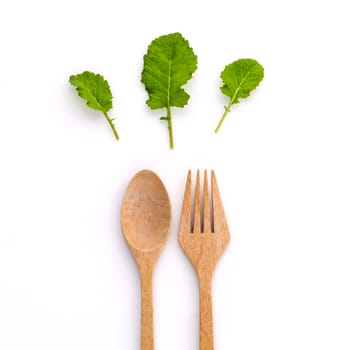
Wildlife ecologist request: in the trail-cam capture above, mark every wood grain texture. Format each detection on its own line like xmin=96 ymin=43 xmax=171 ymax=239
xmin=178 ymin=170 xmax=230 ymax=350
xmin=121 ymin=170 xmax=171 ymax=350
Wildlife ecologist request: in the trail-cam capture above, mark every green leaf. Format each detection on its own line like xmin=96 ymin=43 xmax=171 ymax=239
xmin=215 ymin=59 xmax=264 ymax=133
xmin=141 ymin=32 xmax=198 ymax=148
xmin=220 ymin=59 xmax=264 ymax=103
xmin=69 ymin=71 xmax=113 ymax=112
xmin=69 ymin=71 xmax=119 ymax=140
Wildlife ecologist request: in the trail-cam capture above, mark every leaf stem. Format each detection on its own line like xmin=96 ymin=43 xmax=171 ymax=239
xmin=102 ymin=111 xmax=120 ymax=141
xmin=167 ymin=106 xmax=174 ymax=149
xmin=215 ymin=101 xmax=233 ymax=133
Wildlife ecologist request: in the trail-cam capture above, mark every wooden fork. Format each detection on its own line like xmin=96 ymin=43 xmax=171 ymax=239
xmin=178 ymin=170 xmax=230 ymax=350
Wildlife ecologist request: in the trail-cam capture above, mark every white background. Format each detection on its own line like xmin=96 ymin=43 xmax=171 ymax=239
xmin=1 ymin=0 xmax=350 ymax=349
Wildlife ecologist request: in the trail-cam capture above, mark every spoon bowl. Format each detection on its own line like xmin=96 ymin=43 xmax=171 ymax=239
xmin=121 ymin=170 xmax=171 ymax=252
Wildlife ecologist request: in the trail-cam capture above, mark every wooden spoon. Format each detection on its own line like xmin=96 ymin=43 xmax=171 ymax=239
xmin=121 ymin=169 xmax=171 ymax=350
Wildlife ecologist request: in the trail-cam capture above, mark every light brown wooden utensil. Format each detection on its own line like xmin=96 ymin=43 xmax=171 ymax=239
xmin=121 ymin=170 xmax=171 ymax=350
xmin=178 ymin=170 xmax=230 ymax=350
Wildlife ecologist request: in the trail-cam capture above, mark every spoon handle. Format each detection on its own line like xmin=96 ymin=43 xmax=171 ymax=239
xmin=199 ymin=274 xmax=214 ymax=350
xmin=140 ymin=265 xmax=154 ymax=350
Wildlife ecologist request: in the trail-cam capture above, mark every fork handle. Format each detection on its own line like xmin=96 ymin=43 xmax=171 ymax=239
xmin=199 ymin=275 xmax=214 ymax=350
xmin=140 ymin=265 xmax=154 ymax=350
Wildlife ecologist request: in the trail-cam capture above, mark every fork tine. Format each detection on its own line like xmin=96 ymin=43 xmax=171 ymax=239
xmin=211 ymin=170 xmax=229 ymax=236
xmin=203 ymin=170 xmax=211 ymax=233
xmin=192 ymin=170 xmax=201 ymax=233
xmin=179 ymin=170 xmax=192 ymax=234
